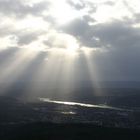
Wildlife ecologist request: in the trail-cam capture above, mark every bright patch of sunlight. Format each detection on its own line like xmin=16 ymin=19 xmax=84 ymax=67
xmin=48 ymin=0 xmax=82 ymax=25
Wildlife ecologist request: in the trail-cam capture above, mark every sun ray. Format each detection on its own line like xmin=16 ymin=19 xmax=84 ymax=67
xmin=81 ymin=48 xmax=102 ymax=96
xmin=0 ymin=48 xmax=40 ymax=95
xmin=25 ymin=49 xmax=78 ymax=100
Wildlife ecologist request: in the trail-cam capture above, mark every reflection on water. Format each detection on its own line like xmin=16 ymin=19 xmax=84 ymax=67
xmin=39 ymin=98 xmax=123 ymax=111
xmin=61 ymin=111 xmax=76 ymax=115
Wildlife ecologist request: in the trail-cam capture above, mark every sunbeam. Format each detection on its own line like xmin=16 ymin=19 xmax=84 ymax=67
xmin=25 ymin=49 xmax=79 ymax=100
xmin=0 ymin=48 xmax=40 ymax=95
xmin=81 ymin=48 xmax=102 ymax=95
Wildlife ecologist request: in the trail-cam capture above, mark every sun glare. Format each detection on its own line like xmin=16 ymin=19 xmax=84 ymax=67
xmin=49 ymin=0 xmax=81 ymax=25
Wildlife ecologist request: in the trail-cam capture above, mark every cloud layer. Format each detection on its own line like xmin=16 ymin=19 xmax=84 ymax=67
xmin=0 ymin=0 xmax=140 ymax=81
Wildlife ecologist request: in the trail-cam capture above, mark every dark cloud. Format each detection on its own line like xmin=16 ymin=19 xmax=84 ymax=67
xmin=103 ymin=1 xmax=116 ymax=6
xmin=91 ymin=20 xmax=140 ymax=81
xmin=67 ymin=0 xmax=97 ymax=14
xmin=59 ymin=18 xmax=103 ymax=48
xmin=93 ymin=21 xmax=140 ymax=49
xmin=123 ymin=0 xmax=135 ymax=14
xmin=61 ymin=18 xmax=90 ymax=36
xmin=0 ymin=26 xmax=45 ymax=47
xmin=93 ymin=46 xmax=140 ymax=81
xmin=0 ymin=24 xmax=16 ymax=37
xmin=67 ymin=0 xmax=86 ymax=10
xmin=17 ymin=30 xmax=45 ymax=46
xmin=58 ymin=16 xmax=140 ymax=80
xmin=17 ymin=33 xmax=38 ymax=45
xmin=0 ymin=47 xmax=18 ymax=64
xmin=83 ymin=15 xmax=96 ymax=23
xmin=60 ymin=16 xmax=140 ymax=48
xmin=0 ymin=0 xmax=49 ymax=18
xmin=133 ymin=13 xmax=140 ymax=23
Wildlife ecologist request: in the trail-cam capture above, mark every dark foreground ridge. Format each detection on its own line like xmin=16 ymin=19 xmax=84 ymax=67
xmin=0 ymin=122 xmax=140 ymax=140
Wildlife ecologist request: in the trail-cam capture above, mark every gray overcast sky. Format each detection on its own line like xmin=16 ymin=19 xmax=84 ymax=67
xmin=0 ymin=0 xmax=140 ymax=83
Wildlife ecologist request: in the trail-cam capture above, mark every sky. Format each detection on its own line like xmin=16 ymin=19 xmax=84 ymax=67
xmin=0 ymin=0 xmax=140 ymax=92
